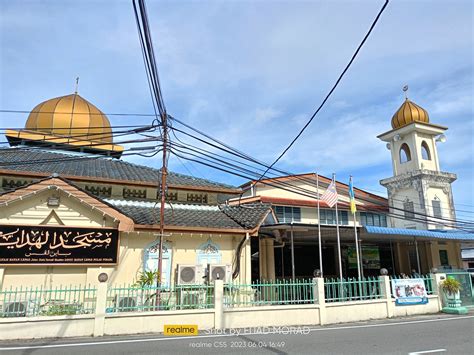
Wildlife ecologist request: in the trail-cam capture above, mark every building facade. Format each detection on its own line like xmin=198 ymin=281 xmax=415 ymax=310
xmin=0 ymin=93 xmax=273 ymax=292
xmin=235 ymin=96 xmax=470 ymax=280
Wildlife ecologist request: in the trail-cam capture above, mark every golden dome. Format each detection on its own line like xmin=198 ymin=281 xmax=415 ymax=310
xmin=5 ymin=93 xmax=123 ymax=157
xmin=25 ymin=93 xmax=113 ymax=143
xmin=391 ymin=99 xmax=429 ymax=129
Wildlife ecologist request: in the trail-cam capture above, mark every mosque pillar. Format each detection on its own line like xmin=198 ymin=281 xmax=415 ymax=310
xmin=265 ymin=239 xmax=275 ymax=281
xmin=259 ymin=238 xmax=267 ymax=280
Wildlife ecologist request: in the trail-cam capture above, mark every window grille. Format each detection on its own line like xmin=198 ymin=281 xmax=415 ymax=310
xmin=123 ymin=188 xmax=146 ymax=199
xmin=186 ymin=193 xmax=208 ymax=204
xmin=85 ymin=185 xmax=112 ymax=197
xmin=1 ymin=179 xmax=29 ymax=190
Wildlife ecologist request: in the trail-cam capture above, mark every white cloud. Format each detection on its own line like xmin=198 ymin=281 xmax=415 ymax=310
xmin=1 ymin=0 xmax=472 ymax=208
xmin=254 ymin=107 xmax=282 ymax=124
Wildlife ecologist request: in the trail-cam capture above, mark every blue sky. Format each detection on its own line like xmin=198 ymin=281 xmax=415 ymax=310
xmin=0 ymin=0 xmax=472 ymax=214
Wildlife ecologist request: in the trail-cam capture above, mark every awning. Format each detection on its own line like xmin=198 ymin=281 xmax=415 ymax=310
xmin=364 ymin=226 xmax=474 ymax=241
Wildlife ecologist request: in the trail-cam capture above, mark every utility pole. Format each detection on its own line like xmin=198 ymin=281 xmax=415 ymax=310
xmin=157 ymin=112 xmax=168 ymax=305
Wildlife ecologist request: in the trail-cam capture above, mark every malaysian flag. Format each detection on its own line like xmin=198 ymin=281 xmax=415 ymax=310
xmin=321 ymin=177 xmax=338 ymax=208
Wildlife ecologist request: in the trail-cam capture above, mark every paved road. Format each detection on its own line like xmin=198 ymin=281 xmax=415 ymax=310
xmin=0 ymin=314 xmax=473 ymax=355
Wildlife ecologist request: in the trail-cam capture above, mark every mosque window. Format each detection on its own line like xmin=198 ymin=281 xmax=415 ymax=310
xmin=197 ymin=240 xmax=222 ymax=266
xmin=359 ymin=212 xmax=387 ymax=227
xmin=432 ymin=198 xmax=442 ymax=219
xmin=421 ymin=141 xmax=431 ymax=160
xmin=85 ymin=185 xmax=112 ymax=197
xmin=187 ymin=193 xmax=208 ymax=204
xmin=399 ymin=143 xmax=411 ymax=163
xmin=274 ymin=206 xmax=301 ymax=223
xmin=123 ymin=188 xmax=147 ymax=199
xmin=319 ymin=209 xmax=348 ymax=225
xmin=403 ymin=200 xmax=415 ymax=219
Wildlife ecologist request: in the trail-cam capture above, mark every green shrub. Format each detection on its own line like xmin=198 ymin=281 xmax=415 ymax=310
xmin=440 ymin=277 xmax=461 ymax=295
xmin=41 ymin=304 xmax=82 ymax=316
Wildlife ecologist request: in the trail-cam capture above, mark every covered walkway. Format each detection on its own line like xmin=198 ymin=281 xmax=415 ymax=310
xmin=256 ymin=223 xmax=474 ymax=280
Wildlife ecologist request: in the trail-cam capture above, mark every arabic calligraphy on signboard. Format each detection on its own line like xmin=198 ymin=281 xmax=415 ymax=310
xmin=0 ymin=225 xmax=119 ymax=265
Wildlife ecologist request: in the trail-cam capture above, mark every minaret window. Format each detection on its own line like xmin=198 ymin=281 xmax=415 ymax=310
xmin=399 ymin=143 xmax=411 ymax=163
xmin=403 ymin=200 xmax=415 ymax=219
xmin=432 ymin=198 xmax=442 ymax=218
xmin=421 ymin=141 xmax=431 ymax=160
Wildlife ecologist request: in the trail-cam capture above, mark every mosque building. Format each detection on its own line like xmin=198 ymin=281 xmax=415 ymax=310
xmin=0 ymin=90 xmax=472 ymax=294
xmin=0 ymin=91 xmax=273 ymax=291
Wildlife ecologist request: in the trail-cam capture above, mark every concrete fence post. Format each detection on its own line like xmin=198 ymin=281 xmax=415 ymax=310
xmin=214 ymin=280 xmax=224 ymax=329
xmin=0 ymin=267 xmax=5 ymax=291
xmin=93 ymin=273 xmax=109 ymax=337
xmin=315 ymin=277 xmax=326 ymax=325
xmin=432 ymin=273 xmax=446 ymax=311
xmin=379 ymin=275 xmax=394 ymax=318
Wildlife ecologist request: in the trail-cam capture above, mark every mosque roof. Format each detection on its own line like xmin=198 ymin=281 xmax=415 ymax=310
xmin=0 ymin=147 xmax=240 ymax=192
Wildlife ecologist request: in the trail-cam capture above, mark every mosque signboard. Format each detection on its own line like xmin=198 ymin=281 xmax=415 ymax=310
xmin=0 ymin=225 xmax=119 ymax=265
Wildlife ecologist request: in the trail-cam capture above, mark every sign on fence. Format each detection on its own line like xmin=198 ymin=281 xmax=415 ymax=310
xmin=0 ymin=225 xmax=119 ymax=265
xmin=391 ymin=278 xmax=428 ymax=306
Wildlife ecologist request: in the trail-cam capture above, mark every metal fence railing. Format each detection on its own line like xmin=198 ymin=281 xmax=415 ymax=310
xmin=390 ymin=274 xmax=434 ymax=296
xmin=0 ymin=275 xmax=441 ymax=316
xmin=324 ymin=277 xmax=382 ymax=302
xmin=225 ymin=279 xmax=316 ymax=308
xmin=0 ymin=285 xmax=97 ymax=318
xmin=106 ymin=284 xmax=214 ymax=313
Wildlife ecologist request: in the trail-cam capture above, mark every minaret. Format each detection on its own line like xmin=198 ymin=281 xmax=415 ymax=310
xmin=378 ymin=88 xmax=456 ymax=230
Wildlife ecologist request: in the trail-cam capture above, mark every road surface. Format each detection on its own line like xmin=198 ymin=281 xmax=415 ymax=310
xmin=0 ymin=314 xmax=472 ymax=354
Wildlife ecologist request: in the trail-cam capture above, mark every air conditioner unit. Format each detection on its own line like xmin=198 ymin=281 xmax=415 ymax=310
xmin=115 ymin=296 xmax=140 ymax=312
xmin=176 ymin=264 xmax=205 ymax=285
xmin=3 ymin=301 xmax=28 ymax=317
xmin=207 ymin=264 xmax=232 ymax=284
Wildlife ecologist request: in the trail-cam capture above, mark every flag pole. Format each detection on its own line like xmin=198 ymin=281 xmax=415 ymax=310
xmin=316 ymin=173 xmax=323 ymax=277
xmin=334 ymin=173 xmax=343 ymax=282
xmin=351 ymin=176 xmax=362 ymax=280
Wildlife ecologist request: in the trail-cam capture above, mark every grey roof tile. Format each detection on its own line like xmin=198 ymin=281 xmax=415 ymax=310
xmin=0 ymin=147 xmax=238 ymax=190
xmin=107 ymin=200 xmax=271 ymax=230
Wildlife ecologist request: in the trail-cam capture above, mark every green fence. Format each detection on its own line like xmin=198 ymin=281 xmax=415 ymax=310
xmin=390 ymin=274 xmax=434 ymax=296
xmin=0 ymin=285 xmax=97 ymax=317
xmin=225 ymin=279 xmax=316 ymax=308
xmin=324 ymin=277 xmax=382 ymax=302
xmin=106 ymin=284 xmax=214 ymax=313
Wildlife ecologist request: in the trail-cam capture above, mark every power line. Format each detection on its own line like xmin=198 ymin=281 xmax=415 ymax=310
xmin=167 ymin=123 xmax=474 ymax=226
xmin=171 ymin=148 xmax=472 ymax=231
xmin=166 ymin=117 xmax=474 ymax=226
xmin=169 ymin=143 xmax=474 ymax=228
xmin=253 ymin=0 xmax=390 ymax=189
xmin=0 ymin=109 xmax=156 ymax=117
xmin=132 ymin=0 xmax=169 ymax=296
xmin=346 ymin=184 xmax=474 ymax=213
xmin=0 ymin=143 xmax=162 ymax=168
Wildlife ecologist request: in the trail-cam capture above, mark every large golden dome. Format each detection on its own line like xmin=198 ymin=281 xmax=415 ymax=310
xmin=6 ymin=93 xmax=123 ymax=157
xmin=25 ymin=94 xmax=113 ymax=143
xmin=391 ymin=99 xmax=429 ymax=129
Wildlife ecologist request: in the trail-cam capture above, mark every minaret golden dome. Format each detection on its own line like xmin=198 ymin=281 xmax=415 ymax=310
xmin=391 ymin=99 xmax=429 ymax=129
xmin=5 ymin=93 xmax=124 ymax=157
